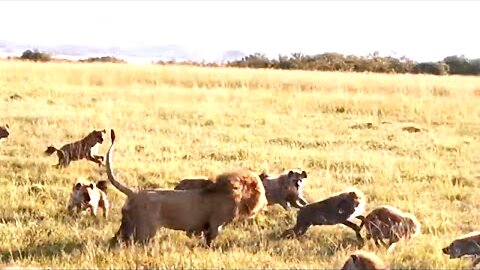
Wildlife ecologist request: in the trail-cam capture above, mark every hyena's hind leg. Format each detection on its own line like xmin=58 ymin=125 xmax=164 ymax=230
xmin=55 ymin=150 xmax=69 ymax=168
xmin=472 ymin=256 xmax=480 ymax=268
xmin=100 ymin=200 xmax=109 ymax=219
xmin=290 ymin=210 xmax=317 ymax=237
xmin=282 ymin=216 xmax=311 ymax=238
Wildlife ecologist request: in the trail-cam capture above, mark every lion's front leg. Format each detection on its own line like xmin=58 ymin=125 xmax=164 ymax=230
xmin=205 ymin=224 xmax=223 ymax=247
xmin=279 ymin=200 xmax=291 ymax=210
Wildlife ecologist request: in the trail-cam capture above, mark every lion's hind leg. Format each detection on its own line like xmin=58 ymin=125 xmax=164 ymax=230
xmin=133 ymin=217 xmax=158 ymax=245
xmin=110 ymin=215 xmax=135 ymax=247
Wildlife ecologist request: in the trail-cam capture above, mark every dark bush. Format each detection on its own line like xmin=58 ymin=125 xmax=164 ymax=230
xmin=20 ymin=49 xmax=51 ymax=62
xmin=413 ymin=62 xmax=449 ymax=75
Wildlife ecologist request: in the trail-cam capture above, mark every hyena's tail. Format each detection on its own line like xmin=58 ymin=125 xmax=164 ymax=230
xmin=45 ymin=146 xmax=59 ymax=156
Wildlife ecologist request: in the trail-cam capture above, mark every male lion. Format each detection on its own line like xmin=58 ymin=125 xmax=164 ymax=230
xmin=45 ymin=129 xmax=106 ymax=168
xmin=174 ymin=169 xmax=308 ymax=239
xmin=106 ymin=129 xmax=268 ymax=247
xmin=175 ymin=169 xmax=309 ymax=210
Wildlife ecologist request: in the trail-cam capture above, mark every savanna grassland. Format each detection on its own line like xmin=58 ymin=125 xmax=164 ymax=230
xmin=1 ymin=61 xmax=480 ymax=269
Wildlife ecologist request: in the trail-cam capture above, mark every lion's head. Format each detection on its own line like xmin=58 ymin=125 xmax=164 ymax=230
xmin=205 ymin=169 xmax=268 ymax=219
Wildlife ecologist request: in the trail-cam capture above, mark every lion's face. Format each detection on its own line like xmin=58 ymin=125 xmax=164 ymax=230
xmin=237 ymin=176 xmax=268 ymax=218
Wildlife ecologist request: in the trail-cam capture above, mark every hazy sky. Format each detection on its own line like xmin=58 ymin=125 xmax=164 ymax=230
xmin=1 ymin=0 xmax=479 ymax=61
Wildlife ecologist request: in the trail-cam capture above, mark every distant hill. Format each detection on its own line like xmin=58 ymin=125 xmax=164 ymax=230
xmin=0 ymin=40 xmax=247 ymax=63
xmin=221 ymin=50 xmax=246 ymax=63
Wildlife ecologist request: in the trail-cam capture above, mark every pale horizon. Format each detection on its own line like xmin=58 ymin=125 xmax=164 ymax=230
xmin=1 ymin=0 xmax=479 ymax=62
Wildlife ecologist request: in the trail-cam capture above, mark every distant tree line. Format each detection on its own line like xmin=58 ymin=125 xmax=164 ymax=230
xmin=155 ymin=59 xmax=221 ymax=67
xmin=13 ymin=49 xmax=126 ymax=64
xmin=10 ymin=49 xmax=480 ymax=76
xmin=78 ymin=56 xmax=126 ymax=64
xmin=226 ymin=52 xmax=480 ymax=76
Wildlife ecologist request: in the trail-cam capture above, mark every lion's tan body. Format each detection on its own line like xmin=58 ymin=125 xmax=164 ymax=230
xmin=106 ymin=130 xmax=268 ymax=246
xmin=340 ymin=250 xmax=388 ymax=270
xmin=44 ymin=129 xmax=106 ymax=168
xmin=67 ymin=178 xmax=109 ymax=218
xmin=442 ymin=231 xmax=480 ymax=266
xmin=361 ymin=205 xmax=421 ymax=248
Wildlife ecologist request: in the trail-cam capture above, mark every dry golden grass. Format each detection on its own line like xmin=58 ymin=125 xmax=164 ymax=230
xmin=1 ymin=61 xmax=479 ymax=269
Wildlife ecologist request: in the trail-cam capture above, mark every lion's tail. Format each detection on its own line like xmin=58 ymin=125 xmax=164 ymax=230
xmin=106 ymin=129 xmax=134 ymax=197
xmin=44 ymin=146 xmax=59 ymax=156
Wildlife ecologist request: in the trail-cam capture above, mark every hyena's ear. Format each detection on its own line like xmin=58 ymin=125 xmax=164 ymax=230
xmin=5 ymin=124 xmax=9 ymax=129
xmin=349 ymin=191 xmax=359 ymax=198
xmin=75 ymin=183 xmax=82 ymax=190
xmin=350 ymin=254 xmax=359 ymax=264
xmin=258 ymin=172 xmax=269 ymax=181
xmin=300 ymin=170 xmax=307 ymax=179
xmin=287 ymin=170 xmax=294 ymax=178
xmin=100 ymin=129 xmax=106 ymax=133
xmin=89 ymin=183 xmax=94 ymax=189
xmin=442 ymin=246 xmax=449 ymax=255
